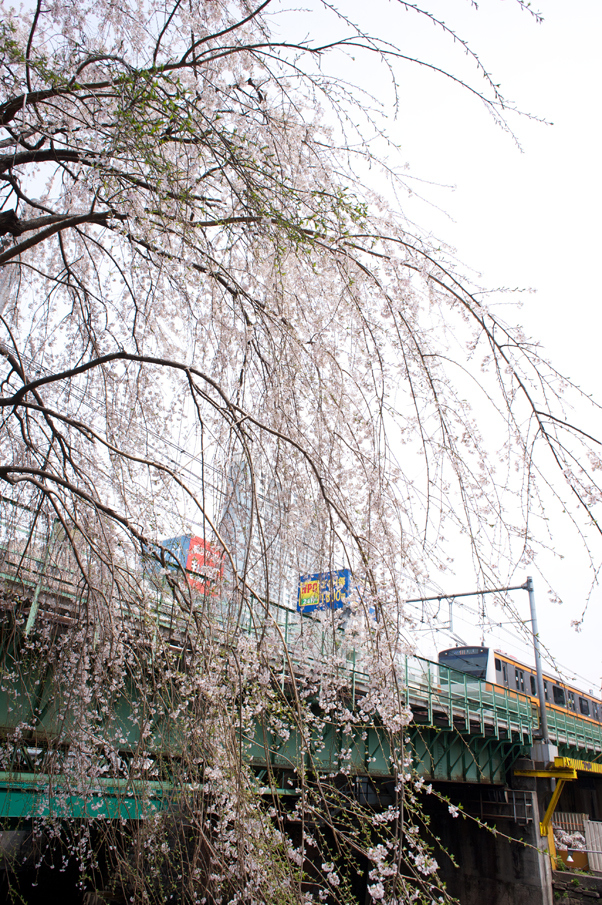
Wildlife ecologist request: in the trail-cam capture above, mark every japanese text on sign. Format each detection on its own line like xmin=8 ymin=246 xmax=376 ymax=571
xmin=297 ymin=569 xmax=351 ymax=613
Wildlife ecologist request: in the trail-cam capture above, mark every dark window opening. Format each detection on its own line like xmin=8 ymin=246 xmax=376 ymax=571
xmin=568 ymin=692 xmax=576 ymax=711
xmin=502 ymin=665 xmax=508 ymax=686
xmin=544 ymin=681 xmax=549 ymax=702
xmin=530 ymin=675 xmax=536 ymax=695
xmin=553 ymin=686 xmax=565 ymax=707
xmin=495 ymin=658 xmax=502 ymax=672
xmin=580 ymin=697 xmax=590 ymax=716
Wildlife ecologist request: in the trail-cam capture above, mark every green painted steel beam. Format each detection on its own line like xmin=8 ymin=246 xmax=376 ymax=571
xmin=0 ymin=772 xmax=171 ymax=819
xmin=1 ymin=561 xmax=602 ymax=811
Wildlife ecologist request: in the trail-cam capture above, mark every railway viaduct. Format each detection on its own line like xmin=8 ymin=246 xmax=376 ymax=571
xmin=0 ymin=537 xmax=601 ymax=904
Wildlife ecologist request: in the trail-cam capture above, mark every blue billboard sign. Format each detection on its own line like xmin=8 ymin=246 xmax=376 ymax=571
xmin=297 ymin=569 xmax=351 ymax=613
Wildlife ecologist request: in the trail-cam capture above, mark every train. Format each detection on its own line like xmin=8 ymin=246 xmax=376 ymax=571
xmin=438 ymin=646 xmax=602 ymax=724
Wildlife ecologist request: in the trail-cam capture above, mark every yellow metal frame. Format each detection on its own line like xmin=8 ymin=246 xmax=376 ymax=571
xmin=541 ymin=776 xmax=575 ymax=869
xmin=513 ymin=768 xmax=577 ymax=780
xmin=513 ymin=762 xmax=581 ymax=870
xmin=555 ymin=756 xmax=602 ymax=775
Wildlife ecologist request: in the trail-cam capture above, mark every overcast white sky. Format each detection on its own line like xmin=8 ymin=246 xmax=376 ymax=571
xmin=300 ymin=0 xmax=602 ymax=688
xmin=386 ymin=0 xmax=602 ymax=689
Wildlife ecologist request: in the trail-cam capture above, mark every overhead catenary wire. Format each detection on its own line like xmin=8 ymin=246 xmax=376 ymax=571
xmin=409 ymin=591 xmax=599 ymax=693
xmin=5 ymin=356 xmax=596 ymax=689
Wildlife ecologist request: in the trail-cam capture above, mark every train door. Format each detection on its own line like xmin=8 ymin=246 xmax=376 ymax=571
xmin=515 ymin=668 xmax=526 ymax=693
xmin=495 ymin=657 xmax=509 ymax=688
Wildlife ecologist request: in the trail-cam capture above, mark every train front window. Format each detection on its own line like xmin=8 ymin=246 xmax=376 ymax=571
xmin=439 ymin=648 xmax=488 ymax=679
xmin=553 ymin=686 xmax=565 ymax=707
xmin=580 ymin=698 xmax=590 ymax=716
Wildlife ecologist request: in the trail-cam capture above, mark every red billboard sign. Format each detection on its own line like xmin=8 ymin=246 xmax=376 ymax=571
xmin=185 ymin=536 xmax=223 ymax=594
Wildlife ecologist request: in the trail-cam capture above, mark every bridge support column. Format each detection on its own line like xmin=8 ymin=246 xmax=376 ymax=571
xmin=425 ymin=773 xmax=552 ymax=905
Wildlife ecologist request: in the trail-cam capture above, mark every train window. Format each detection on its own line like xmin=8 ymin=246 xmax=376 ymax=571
xmin=438 ymin=648 xmax=488 ymax=678
xmin=515 ymin=668 xmax=526 ymax=692
xmin=495 ymin=658 xmax=502 ymax=672
xmin=530 ymin=675 xmax=536 ymax=695
xmin=594 ymin=703 xmax=600 ymax=721
xmin=553 ymin=686 xmax=565 ymax=707
xmin=580 ymin=698 xmax=590 ymax=716
xmin=502 ymin=665 xmax=508 ymax=686
xmin=544 ymin=681 xmax=549 ymax=702
xmin=568 ymin=692 xmax=576 ymax=711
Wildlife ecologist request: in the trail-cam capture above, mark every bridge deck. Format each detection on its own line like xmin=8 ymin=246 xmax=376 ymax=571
xmin=0 ymin=520 xmax=600 ymax=819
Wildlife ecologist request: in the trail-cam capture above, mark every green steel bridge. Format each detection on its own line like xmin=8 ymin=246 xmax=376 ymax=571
xmin=0 ymin=519 xmax=601 ymax=824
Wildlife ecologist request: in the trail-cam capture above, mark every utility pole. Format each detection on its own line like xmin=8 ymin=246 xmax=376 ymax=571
xmin=526 ymin=576 xmax=550 ymax=745
xmin=407 ymin=577 xmax=557 ymax=763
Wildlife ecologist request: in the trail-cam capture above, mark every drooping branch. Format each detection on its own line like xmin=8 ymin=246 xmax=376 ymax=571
xmin=0 ymin=211 xmax=126 ymax=264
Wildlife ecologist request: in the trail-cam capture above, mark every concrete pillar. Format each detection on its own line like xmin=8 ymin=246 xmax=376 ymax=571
xmin=512 ymin=763 xmax=553 ymax=905
xmin=425 ymin=773 xmax=553 ymax=905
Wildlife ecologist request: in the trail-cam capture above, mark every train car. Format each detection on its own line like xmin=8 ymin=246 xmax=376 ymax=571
xmin=438 ymin=646 xmax=602 ymax=724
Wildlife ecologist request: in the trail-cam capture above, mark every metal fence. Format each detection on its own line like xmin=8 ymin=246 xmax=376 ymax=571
xmin=2 ymin=496 xmax=602 ymax=759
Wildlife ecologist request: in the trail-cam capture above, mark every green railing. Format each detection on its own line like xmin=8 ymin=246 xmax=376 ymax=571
xmin=1 ymin=511 xmax=602 ymax=762
xmin=402 ymin=656 xmax=535 ymax=741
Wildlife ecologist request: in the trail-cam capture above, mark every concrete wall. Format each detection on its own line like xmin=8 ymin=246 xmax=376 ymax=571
xmin=426 ymin=777 xmax=552 ymax=905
